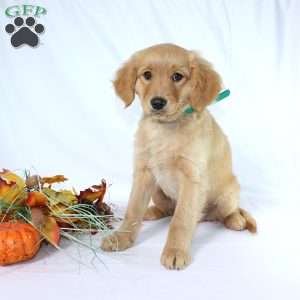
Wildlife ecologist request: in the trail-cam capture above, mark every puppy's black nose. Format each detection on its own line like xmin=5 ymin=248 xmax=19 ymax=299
xmin=151 ymin=97 xmax=167 ymax=110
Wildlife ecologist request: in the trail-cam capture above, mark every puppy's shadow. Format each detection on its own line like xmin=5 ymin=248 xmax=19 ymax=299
xmin=191 ymin=222 xmax=224 ymax=258
xmin=135 ymin=218 xmax=224 ymax=253
xmin=135 ymin=217 xmax=171 ymax=245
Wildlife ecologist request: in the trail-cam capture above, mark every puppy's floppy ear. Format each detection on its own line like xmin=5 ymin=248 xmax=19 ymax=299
xmin=188 ymin=52 xmax=222 ymax=112
xmin=113 ymin=57 xmax=137 ymax=107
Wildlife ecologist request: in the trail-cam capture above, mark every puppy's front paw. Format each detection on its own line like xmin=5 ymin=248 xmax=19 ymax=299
xmin=101 ymin=232 xmax=134 ymax=252
xmin=161 ymin=248 xmax=191 ymax=270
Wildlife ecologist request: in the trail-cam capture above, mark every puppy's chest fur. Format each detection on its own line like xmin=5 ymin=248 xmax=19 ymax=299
xmin=136 ymin=116 xmax=205 ymax=200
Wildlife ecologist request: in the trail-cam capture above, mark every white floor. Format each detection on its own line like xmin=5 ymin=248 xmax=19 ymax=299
xmin=1 ymin=203 xmax=299 ymax=300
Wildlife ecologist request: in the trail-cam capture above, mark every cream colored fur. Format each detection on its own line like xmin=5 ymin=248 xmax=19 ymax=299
xmin=101 ymin=44 xmax=257 ymax=270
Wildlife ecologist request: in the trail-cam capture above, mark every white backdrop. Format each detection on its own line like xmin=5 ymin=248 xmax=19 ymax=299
xmin=0 ymin=0 xmax=300 ymax=299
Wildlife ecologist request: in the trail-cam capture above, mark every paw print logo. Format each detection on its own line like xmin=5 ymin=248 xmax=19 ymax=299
xmin=5 ymin=17 xmax=45 ymax=48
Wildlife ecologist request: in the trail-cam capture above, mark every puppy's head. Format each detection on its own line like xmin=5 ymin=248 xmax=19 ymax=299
xmin=113 ymin=44 xmax=222 ymax=122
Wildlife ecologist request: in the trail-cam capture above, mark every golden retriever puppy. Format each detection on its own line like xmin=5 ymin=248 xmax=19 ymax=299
xmin=101 ymin=44 xmax=257 ymax=270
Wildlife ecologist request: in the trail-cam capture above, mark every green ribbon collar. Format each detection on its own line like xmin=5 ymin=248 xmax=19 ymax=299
xmin=184 ymin=89 xmax=230 ymax=114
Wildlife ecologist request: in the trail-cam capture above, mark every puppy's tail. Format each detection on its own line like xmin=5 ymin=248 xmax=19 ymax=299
xmin=240 ymin=208 xmax=257 ymax=233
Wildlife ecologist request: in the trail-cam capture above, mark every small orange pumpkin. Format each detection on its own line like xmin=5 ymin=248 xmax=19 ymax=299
xmin=0 ymin=222 xmax=41 ymax=266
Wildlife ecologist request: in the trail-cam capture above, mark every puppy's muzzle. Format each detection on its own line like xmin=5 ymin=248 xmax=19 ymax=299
xmin=151 ymin=97 xmax=167 ymax=111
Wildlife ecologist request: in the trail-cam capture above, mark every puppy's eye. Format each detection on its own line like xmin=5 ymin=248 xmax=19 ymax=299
xmin=171 ymin=72 xmax=183 ymax=82
xmin=143 ymin=71 xmax=152 ymax=80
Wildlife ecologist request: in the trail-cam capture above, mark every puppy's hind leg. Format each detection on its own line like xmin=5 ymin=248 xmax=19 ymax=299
xmin=216 ymin=178 xmax=257 ymax=233
xmin=224 ymin=209 xmax=257 ymax=233
xmin=144 ymin=186 xmax=175 ymax=220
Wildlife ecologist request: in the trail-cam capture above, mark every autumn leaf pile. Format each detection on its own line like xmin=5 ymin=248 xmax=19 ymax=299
xmin=0 ymin=169 xmax=113 ymax=248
